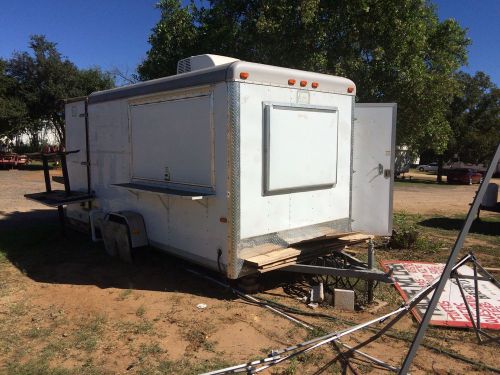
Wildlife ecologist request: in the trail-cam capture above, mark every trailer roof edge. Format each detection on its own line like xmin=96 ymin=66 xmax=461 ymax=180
xmin=65 ymin=96 xmax=88 ymax=104
xmin=87 ymin=61 xmax=356 ymax=105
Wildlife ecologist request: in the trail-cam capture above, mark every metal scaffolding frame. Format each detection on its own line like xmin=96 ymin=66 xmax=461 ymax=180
xmin=398 ymin=143 xmax=500 ymax=374
xmin=200 ymin=143 xmax=500 ymax=375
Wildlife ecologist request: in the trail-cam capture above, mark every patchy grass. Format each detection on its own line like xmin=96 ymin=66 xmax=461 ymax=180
xmin=115 ymin=319 xmax=154 ymax=336
xmin=9 ymin=300 xmax=30 ymax=316
xmin=138 ymin=342 xmax=164 ymax=360
xmin=25 ymin=326 xmax=53 ymax=340
xmin=73 ymin=315 xmax=107 ymax=352
xmin=135 ymin=305 xmax=146 ymax=317
xmin=0 ymin=209 xmax=497 ymax=375
xmin=154 ymin=358 xmax=233 ymax=375
xmin=5 ymin=357 xmax=107 ymax=375
xmin=382 ymin=212 xmax=499 ymax=266
xmin=117 ymin=289 xmax=133 ymax=301
xmin=183 ymin=325 xmax=217 ymax=352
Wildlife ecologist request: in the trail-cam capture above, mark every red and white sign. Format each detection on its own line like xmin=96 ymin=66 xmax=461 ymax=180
xmin=381 ymin=261 xmax=500 ymax=329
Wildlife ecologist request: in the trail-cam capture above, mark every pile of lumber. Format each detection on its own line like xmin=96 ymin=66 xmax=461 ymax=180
xmin=244 ymin=233 xmax=372 ymax=273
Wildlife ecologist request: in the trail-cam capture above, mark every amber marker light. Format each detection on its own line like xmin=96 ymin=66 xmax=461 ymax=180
xmin=288 ymin=79 xmax=296 ymax=85
xmin=300 ymin=80 xmax=307 ymax=87
xmin=347 ymin=86 xmax=354 ymax=93
xmin=311 ymin=82 xmax=319 ymax=88
xmin=240 ymin=72 xmax=249 ymax=79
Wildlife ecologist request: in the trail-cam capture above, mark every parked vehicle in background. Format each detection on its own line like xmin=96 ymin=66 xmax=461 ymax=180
xmin=0 ymin=152 xmax=29 ymax=169
xmin=447 ymin=168 xmax=483 ymax=185
xmin=417 ymin=162 xmax=438 ymax=172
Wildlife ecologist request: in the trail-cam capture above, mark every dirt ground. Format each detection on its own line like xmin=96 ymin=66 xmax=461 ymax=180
xmin=0 ymin=169 xmax=498 ymax=374
xmin=394 ymin=170 xmax=500 ymax=216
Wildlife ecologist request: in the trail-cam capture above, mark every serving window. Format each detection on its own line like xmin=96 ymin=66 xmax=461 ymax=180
xmin=263 ymin=103 xmax=338 ymax=195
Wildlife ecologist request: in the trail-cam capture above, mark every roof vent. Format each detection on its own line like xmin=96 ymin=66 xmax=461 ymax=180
xmin=177 ymin=54 xmax=239 ymax=74
xmin=177 ymin=58 xmax=192 ymax=74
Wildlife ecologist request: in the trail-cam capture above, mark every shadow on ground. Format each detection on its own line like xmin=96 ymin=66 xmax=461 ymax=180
xmin=395 ymin=177 xmax=448 ymax=186
xmin=0 ymin=209 xmax=293 ymax=300
xmin=0 ymin=164 xmax=57 ymax=171
xmin=419 ymin=216 xmax=500 ymax=236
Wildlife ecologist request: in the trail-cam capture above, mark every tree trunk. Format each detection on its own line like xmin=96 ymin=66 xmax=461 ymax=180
xmin=437 ymin=156 xmax=444 ymax=183
xmin=52 ymin=117 xmax=65 ymax=148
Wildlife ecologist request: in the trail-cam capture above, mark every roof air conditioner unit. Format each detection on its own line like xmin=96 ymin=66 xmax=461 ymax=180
xmin=177 ymin=54 xmax=239 ymax=74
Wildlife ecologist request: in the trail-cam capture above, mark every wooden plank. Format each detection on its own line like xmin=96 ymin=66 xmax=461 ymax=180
xmin=292 ymin=231 xmax=354 ymax=245
xmin=245 ymin=233 xmax=373 ymax=269
xmin=245 ymin=248 xmax=303 ymax=267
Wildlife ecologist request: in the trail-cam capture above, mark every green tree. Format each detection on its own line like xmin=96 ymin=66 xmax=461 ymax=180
xmin=0 ymin=59 xmax=27 ymax=139
xmin=446 ymin=72 xmax=500 ymax=164
xmin=138 ymin=0 xmax=469 ymax=156
xmin=138 ymin=0 xmax=199 ymax=81
xmin=3 ymin=35 xmax=114 ymax=146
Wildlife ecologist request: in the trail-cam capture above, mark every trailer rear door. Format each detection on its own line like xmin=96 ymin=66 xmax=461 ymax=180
xmin=351 ymin=103 xmax=396 ymax=236
xmin=65 ymin=100 xmax=88 ymax=192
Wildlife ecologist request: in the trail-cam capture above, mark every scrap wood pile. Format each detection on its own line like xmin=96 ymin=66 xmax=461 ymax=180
xmin=245 ymin=233 xmax=372 ymax=272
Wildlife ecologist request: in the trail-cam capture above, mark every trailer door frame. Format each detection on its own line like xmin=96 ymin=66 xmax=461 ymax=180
xmin=351 ymin=103 xmax=397 ymax=236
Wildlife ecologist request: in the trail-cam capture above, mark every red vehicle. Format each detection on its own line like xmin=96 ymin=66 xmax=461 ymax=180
xmin=447 ymin=168 xmax=483 ymax=185
xmin=0 ymin=153 xmax=29 ymax=168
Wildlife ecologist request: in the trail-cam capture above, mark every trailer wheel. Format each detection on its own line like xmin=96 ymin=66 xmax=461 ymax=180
xmin=101 ymin=216 xmax=133 ymax=263
xmin=237 ymin=275 xmax=260 ymax=294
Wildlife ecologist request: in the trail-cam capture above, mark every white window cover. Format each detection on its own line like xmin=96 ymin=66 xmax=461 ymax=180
xmin=263 ymin=103 xmax=338 ymax=195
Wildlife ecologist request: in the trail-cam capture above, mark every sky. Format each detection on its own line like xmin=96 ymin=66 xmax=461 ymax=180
xmin=0 ymin=0 xmax=499 ymax=85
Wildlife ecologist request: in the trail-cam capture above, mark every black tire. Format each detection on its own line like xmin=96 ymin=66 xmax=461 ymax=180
xmin=418 ymin=167 xmax=424 ymax=172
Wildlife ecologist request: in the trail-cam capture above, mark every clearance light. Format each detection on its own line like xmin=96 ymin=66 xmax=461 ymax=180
xmin=300 ymin=80 xmax=307 ymax=87
xmin=347 ymin=86 xmax=354 ymax=93
xmin=311 ymin=82 xmax=319 ymax=89
xmin=288 ymin=79 xmax=296 ymax=85
xmin=240 ymin=72 xmax=249 ymax=79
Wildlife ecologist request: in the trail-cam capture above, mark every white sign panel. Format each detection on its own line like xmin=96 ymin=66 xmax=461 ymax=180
xmin=382 ymin=261 xmax=500 ymax=329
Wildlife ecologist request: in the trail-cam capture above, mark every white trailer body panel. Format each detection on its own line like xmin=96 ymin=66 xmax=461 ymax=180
xmin=351 ymin=103 xmax=396 ymax=236
xmin=238 ymin=84 xmax=352 ymax=242
xmin=81 ymin=84 xmax=230 ymax=269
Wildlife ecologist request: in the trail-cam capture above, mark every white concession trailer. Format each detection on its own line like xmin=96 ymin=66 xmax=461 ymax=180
xmin=60 ymin=54 xmax=396 ymax=280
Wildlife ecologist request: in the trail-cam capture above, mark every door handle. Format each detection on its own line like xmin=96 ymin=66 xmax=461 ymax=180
xmin=378 ymin=163 xmax=384 ymax=175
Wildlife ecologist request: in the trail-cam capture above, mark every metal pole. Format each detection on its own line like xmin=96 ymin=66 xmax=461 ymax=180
xmin=367 ymin=239 xmax=375 ymax=304
xmin=42 ymin=155 xmax=51 ymax=193
xmin=331 ymin=340 xmax=359 ymax=375
xmin=398 ymin=143 xmax=500 ymax=375
xmin=344 ymin=254 xmax=473 ymax=358
xmin=59 ymin=152 xmax=71 ymax=196
xmin=472 ymin=260 xmax=481 ymax=336
xmin=454 ymin=274 xmax=482 ymax=343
